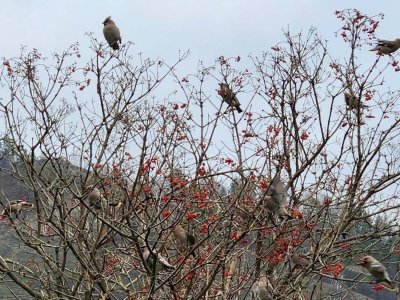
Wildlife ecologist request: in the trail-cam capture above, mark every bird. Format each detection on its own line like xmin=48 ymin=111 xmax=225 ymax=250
xmin=344 ymin=92 xmax=368 ymax=111
xmin=142 ymin=246 xmax=175 ymax=272
xmin=267 ymin=175 xmax=288 ymax=205
xmin=264 ymin=175 xmax=291 ymax=219
xmin=86 ymin=186 xmax=121 ymax=211
xmin=0 ymin=200 xmax=35 ymax=220
xmin=291 ymin=253 xmax=311 ymax=267
xmin=102 ymin=16 xmax=121 ymax=50
xmin=87 ymin=186 xmax=106 ymax=209
xmin=173 ymin=224 xmax=196 ymax=257
xmin=264 ymin=195 xmax=289 ymax=217
xmin=370 ymin=39 xmax=400 ymax=55
xmin=357 ymin=256 xmax=397 ymax=291
xmin=251 ymin=276 xmax=272 ymax=300
xmin=218 ymin=83 xmax=243 ymax=113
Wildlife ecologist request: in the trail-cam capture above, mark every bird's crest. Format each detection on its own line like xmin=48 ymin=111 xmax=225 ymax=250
xmin=103 ymin=16 xmax=111 ymax=25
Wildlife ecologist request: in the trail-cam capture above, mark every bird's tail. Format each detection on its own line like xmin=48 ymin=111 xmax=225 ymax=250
xmin=112 ymin=43 xmax=120 ymax=50
xmin=381 ymin=281 xmax=398 ymax=292
xmin=109 ymin=201 xmax=122 ymax=208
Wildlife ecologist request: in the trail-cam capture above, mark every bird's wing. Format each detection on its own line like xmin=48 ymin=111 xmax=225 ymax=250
xmin=114 ymin=26 xmax=121 ymax=43
xmin=368 ymin=262 xmax=388 ymax=279
xmin=369 ymin=262 xmax=386 ymax=272
xmin=377 ymin=40 xmax=396 ymax=47
xmin=265 ymin=195 xmax=279 ymax=211
xmin=231 ymin=94 xmax=241 ymax=106
xmin=187 ymin=234 xmax=196 ymax=245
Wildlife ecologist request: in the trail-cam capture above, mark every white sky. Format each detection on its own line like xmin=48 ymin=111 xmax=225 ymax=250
xmin=3 ymin=1 xmax=400 ymax=62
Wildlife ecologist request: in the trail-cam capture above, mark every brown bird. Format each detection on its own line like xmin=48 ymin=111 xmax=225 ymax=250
xmin=218 ymin=83 xmax=243 ymax=113
xmin=267 ymin=175 xmax=288 ymax=205
xmin=264 ymin=175 xmax=291 ymax=219
xmin=370 ymin=39 xmax=400 ymax=54
xmin=0 ymin=200 xmax=35 ymax=220
xmin=86 ymin=186 xmax=121 ymax=211
xmin=344 ymin=92 xmax=368 ymax=111
xmin=291 ymin=253 xmax=311 ymax=267
xmin=357 ymin=256 xmax=397 ymax=291
xmin=173 ymin=225 xmax=196 ymax=257
xmin=264 ymin=195 xmax=290 ymax=218
xmin=142 ymin=246 xmax=175 ymax=272
xmin=103 ymin=16 xmax=121 ymax=50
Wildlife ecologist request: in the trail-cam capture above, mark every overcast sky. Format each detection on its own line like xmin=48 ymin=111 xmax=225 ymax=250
xmin=3 ymin=1 xmax=400 ymax=63
xmin=2 ymin=1 xmax=400 ymax=178
xmin=2 ymin=1 xmax=400 ymax=143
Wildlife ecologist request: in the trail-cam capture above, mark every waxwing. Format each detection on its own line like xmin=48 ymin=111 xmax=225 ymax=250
xmin=264 ymin=195 xmax=290 ymax=218
xmin=142 ymin=246 xmax=175 ymax=272
xmin=370 ymin=39 xmax=400 ymax=54
xmin=0 ymin=200 xmax=35 ymax=220
xmin=357 ymin=256 xmax=397 ymax=291
xmin=264 ymin=175 xmax=291 ymax=219
xmin=87 ymin=187 xmax=104 ymax=209
xmin=103 ymin=16 xmax=121 ymax=50
xmin=344 ymin=92 xmax=368 ymax=111
xmin=267 ymin=175 xmax=288 ymax=206
xmin=86 ymin=186 xmax=121 ymax=211
xmin=218 ymin=83 xmax=243 ymax=113
xmin=173 ymin=224 xmax=196 ymax=257
xmin=291 ymin=253 xmax=311 ymax=267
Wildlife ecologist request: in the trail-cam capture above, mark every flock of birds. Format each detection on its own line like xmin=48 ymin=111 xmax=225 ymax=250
xmin=102 ymin=16 xmax=400 ymax=115
xmin=251 ymin=254 xmax=397 ymax=299
xmin=0 ymin=16 xmax=398 ymax=299
xmin=250 ymin=177 xmax=398 ymax=298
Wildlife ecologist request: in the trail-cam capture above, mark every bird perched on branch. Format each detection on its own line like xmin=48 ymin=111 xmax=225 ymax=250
xmin=0 ymin=200 xmax=35 ymax=220
xmin=267 ymin=175 xmax=288 ymax=205
xmin=370 ymin=39 xmax=400 ymax=55
xmin=357 ymin=256 xmax=397 ymax=291
xmin=173 ymin=224 xmax=196 ymax=257
xmin=142 ymin=246 xmax=175 ymax=272
xmin=218 ymin=83 xmax=243 ymax=113
xmin=103 ymin=16 xmax=121 ymax=50
xmin=264 ymin=175 xmax=291 ymax=219
xmin=86 ymin=186 xmax=121 ymax=211
xmin=264 ymin=195 xmax=290 ymax=219
xmin=291 ymin=253 xmax=311 ymax=267
xmin=344 ymin=92 xmax=368 ymax=111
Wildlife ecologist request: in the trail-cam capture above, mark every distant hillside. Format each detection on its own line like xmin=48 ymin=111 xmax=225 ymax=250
xmin=0 ymin=154 xmax=33 ymax=201
xmin=0 ymin=155 xmax=396 ymax=299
